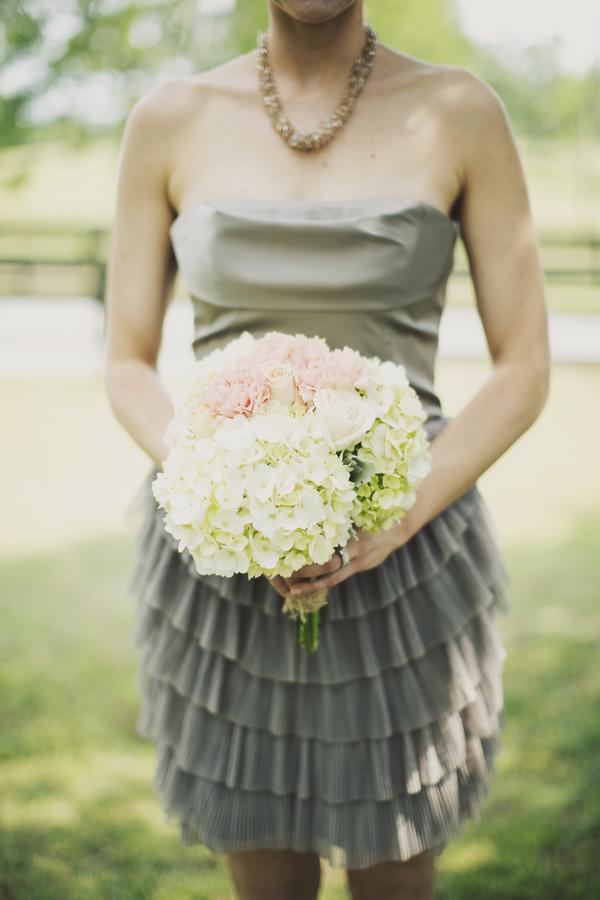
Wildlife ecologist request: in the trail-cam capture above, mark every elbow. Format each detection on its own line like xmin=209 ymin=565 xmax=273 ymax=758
xmin=497 ymin=347 xmax=551 ymax=429
xmin=526 ymin=354 xmax=551 ymax=424
xmin=102 ymin=351 xmax=152 ymax=392
xmin=102 ymin=353 xmax=123 ymax=400
xmin=102 ymin=354 xmax=140 ymax=406
xmin=102 ymin=354 xmax=113 ymax=392
xmin=102 ymin=359 xmax=123 ymax=414
xmin=493 ymin=320 xmax=551 ymax=428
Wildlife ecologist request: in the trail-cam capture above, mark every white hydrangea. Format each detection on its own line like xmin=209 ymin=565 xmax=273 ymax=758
xmin=152 ymin=337 xmax=432 ymax=580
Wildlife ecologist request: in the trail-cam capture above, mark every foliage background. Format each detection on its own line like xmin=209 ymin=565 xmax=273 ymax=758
xmin=1 ymin=1 xmax=599 ymax=897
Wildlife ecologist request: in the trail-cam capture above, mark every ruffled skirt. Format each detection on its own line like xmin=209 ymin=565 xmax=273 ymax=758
xmin=124 ymin=417 xmax=511 ymax=870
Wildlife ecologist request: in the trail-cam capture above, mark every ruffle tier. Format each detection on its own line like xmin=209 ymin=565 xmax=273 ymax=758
xmin=125 ymin=445 xmax=511 ymax=870
xmin=158 ymin=733 xmax=501 ymax=870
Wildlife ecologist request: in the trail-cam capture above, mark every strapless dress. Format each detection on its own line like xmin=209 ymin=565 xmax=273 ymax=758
xmin=124 ymin=195 xmax=511 ymax=870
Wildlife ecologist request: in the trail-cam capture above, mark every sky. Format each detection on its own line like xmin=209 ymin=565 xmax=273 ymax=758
xmin=454 ymin=0 xmax=600 ymax=75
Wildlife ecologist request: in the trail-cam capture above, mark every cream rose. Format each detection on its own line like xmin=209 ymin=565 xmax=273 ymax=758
xmin=188 ymin=406 xmax=219 ymax=438
xmin=313 ymin=387 xmax=377 ymax=451
xmin=261 ymin=361 xmax=298 ymax=407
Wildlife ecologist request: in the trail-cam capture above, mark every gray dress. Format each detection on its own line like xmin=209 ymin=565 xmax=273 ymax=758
xmin=125 ymin=195 xmax=511 ymax=870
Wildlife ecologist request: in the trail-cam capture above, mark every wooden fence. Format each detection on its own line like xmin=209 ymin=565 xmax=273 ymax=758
xmin=0 ymin=222 xmax=598 ymax=305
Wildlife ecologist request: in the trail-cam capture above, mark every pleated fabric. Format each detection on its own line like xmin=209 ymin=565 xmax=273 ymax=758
xmin=124 ymin=196 xmax=512 ymax=869
xmin=124 ymin=419 xmax=510 ymax=870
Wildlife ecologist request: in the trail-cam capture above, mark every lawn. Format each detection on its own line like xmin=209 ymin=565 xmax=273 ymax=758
xmin=0 ymin=362 xmax=599 ymax=898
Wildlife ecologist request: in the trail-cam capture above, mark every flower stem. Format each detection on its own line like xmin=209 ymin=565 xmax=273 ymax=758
xmin=297 ymin=611 xmax=320 ymax=654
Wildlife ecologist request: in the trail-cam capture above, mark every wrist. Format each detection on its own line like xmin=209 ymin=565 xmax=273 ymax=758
xmin=391 ymin=507 xmax=423 ymax=548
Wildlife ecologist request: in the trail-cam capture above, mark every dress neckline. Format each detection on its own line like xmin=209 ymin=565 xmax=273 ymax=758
xmin=169 ymin=195 xmax=460 ymax=235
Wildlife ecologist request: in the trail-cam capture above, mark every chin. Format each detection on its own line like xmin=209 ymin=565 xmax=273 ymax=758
xmin=271 ymin=0 xmax=358 ymax=24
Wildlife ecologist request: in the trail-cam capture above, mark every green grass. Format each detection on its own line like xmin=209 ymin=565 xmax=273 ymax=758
xmin=436 ymin=510 xmax=600 ymax=900
xmin=0 ymin=367 xmax=599 ymax=897
xmin=0 ymin=502 xmax=598 ymax=898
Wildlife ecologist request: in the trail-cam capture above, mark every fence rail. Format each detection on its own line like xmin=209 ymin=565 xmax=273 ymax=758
xmin=0 ymin=222 xmax=599 ymax=303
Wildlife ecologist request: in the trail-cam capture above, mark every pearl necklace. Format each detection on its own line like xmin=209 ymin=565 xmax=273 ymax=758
xmin=256 ymin=24 xmax=378 ymax=152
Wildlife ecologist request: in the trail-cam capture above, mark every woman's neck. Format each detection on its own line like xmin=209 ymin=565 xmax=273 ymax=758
xmin=264 ymin=2 xmax=369 ymax=93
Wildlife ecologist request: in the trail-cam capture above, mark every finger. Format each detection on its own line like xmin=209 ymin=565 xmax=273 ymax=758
xmin=289 ymin=556 xmax=342 ymax=580
xmin=287 ymin=558 xmax=362 ymax=595
xmin=344 ymin=533 xmax=364 ymax=553
xmin=267 ymin=574 xmax=292 ymax=600
xmin=287 ymin=566 xmax=320 ymax=580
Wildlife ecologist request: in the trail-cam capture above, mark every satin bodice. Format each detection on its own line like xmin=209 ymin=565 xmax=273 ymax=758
xmin=169 ymin=196 xmax=460 ymax=437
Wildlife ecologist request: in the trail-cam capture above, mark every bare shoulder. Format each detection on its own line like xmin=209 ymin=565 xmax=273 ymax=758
xmin=125 ymin=74 xmax=206 ymax=135
xmin=385 ymin=47 xmax=508 ymax=122
xmin=431 ymin=66 xmax=525 ymax=200
xmin=434 ymin=64 xmax=511 ymax=134
xmin=124 ymin=50 xmax=256 ymax=132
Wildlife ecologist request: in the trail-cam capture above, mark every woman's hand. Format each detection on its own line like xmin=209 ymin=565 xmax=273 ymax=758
xmin=278 ymin=516 xmax=418 ymax=599
xmin=265 ymin=573 xmax=295 ymax=601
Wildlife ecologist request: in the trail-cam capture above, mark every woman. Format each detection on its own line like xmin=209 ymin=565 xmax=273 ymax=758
xmin=104 ymin=1 xmax=550 ymax=897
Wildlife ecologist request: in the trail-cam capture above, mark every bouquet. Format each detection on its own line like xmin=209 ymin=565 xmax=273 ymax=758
xmin=151 ymin=330 xmax=432 ymax=654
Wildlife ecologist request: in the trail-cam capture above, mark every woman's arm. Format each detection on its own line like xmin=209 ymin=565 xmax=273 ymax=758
xmin=103 ymin=82 xmax=182 ymax=469
xmin=287 ymin=70 xmax=550 ymax=597
xmin=398 ymin=69 xmax=550 ymax=539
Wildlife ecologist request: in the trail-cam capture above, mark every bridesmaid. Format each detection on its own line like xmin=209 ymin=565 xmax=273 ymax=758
xmin=103 ymin=1 xmax=550 ymax=898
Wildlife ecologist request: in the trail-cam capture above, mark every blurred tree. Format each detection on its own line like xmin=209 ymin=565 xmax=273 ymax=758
xmin=470 ymin=42 xmax=594 ymax=139
xmin=366 ymin=0 xmax=474 ymax=65
xmin=0 ymin=0 xmax=597 ymax=153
